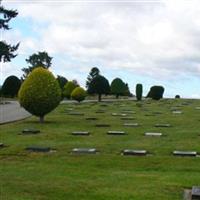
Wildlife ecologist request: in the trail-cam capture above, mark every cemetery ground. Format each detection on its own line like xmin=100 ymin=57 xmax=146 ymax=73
xmin=0 ymin=98 xmax=200 ymax=200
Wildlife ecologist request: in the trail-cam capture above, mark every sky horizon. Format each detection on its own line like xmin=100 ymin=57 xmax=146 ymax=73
xmin=1 ymin=0 xmax=200 ymax=98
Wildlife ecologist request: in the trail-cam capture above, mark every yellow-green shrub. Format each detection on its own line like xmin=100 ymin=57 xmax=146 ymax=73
xmin=18 ymin=67 xmax=61 ymax=122
xmin=71 ymin=87 xmax=86 ymax=102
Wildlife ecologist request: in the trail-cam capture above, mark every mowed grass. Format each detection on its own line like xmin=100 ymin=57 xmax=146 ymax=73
xmin=0 ymin=98 xmax=200 ymax=200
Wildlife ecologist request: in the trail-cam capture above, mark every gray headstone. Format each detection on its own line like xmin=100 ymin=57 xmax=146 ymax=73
xmin=124 ymin=123 xmax=139 ymax=127
xmin=192 ymin=186 xmax=200 ymax=199
xmin=145 ymin=132 xmax=162 ymax=137
xmin=107 ymin=131 xmax=126 ymax=135
xmin=121 ymin=110 xmax=136 ymax=114
xmin=122 ymin=149 xmax=147 ymax=156
xmin=22 ymin=129 xmax=40 ymax=134
xmin=195 ymin=107 xmax=200 ymax=110
xmin=72 ymin=131 xmax=90 ymax=136
xmin=155 ymin=124 xmax=171 ymax=128
xmin=26 ymin=146 xmax=51 ymax=152
xmin=173 ymin=151 xmax=197 ymax=157
xmin=72 ymin=148 xmax=97 ymax=154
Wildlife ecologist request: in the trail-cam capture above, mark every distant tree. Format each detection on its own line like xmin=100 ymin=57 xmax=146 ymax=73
xmin=56 ymin=75 xmax=68 ymax=90
xmin=63 ymin=81 xmax=78 ymax=99
xmin=86 ymin=67 xmax=100 ymax=93
xmin=136 ymin=83 xmax=143 ymax=101
xmin=21 ymin=51 xmax=52 ymax=79
xmin=1 ymin=75 xmax=21 ymax=98
xmin=175 ymin=95 xmax=180 ymax=99
xmin=72 ymin=79 xmax=79 ymax=87
xmin=147 ymin=86 xmax=164 ymax=100
xmin=88 ymin=75 xmax=110 ymax=102
xmin=0 ymin=2 xmax=19 ymax=62
xmin=111 ymin=78 xmax=127 ymax=99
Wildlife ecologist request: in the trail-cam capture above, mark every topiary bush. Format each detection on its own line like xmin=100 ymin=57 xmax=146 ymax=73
xmin=18 ymin=67 xmax=61 ymax=123
xmin=136 ymin=83 xmax=143 ymax=101
xmin=111 ymin=78 xmax=126 ymax=99
xmin=1 ymin=75 xmax=21 ymax=98
xmin=71 ymin=87 xmax=86 ymax=102
xmin=63 ymin=81 xmax=77 ymax=99
xmin=175 ymin=95 xmax=180 ymax=99
xmin=146 ymin=86 xmax=164 ymax=100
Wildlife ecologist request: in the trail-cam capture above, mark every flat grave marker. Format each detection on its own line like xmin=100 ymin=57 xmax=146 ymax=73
xmin=85 ymin=117 xmax=98 ymax=120
xmin=0 ymin=143 xmax=5 ymax=148
xmin=95 ymin=124 xmax=110 ymax=127
xmin=172 ymin=110 xmax=183 ymax=114
xmin=121 ymin=117 xmax=135 ymax=120
xmin=72 ymin=131 xmax=90 ymax=136
xmin=155 ymin=124 xmax=171 ymax=128
xmin=95 ymin=110 xmax=105 ymax=113
xmin=192 ymin=186 xmax=200 ymax=200
xmin=68 ymin=112 xmax=84 ymax=116
xmin=112 ymin=113 xmax=127 ymax=117
xmin=72 ymin=148 xmax=97 ymax=154
xmin=173 ymin=151 xmax=197 ymax=157
xmin=26 ymin=146 xmax=52 ymax=153
xmin=145 ymin=132 xmax=162 ymax=137
xmin=22 ymin=129 xmax=40 ymax=134
xmin=122 ymin=149 xmax=147 ymax=156
xmin=195 ymin=107 xmax=200 ymax=110
xmin=107 ymin=131 xmax=126 ymax=135
xmin=124 ymin=123 xmax=139 ymax=127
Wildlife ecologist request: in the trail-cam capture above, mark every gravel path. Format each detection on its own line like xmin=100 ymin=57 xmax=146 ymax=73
xmin=0 ymin=101 xmax=31 ymax=124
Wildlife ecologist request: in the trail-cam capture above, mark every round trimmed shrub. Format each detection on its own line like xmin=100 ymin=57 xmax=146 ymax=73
xmin=111 ymin=78 xmax=126 ymax=99
xmin=63 ymin=81 xmax=77 ymax=99
xmin=18 ymin=67 xmax=61 ymax=123
xmin=1 ymin=75 xmax=21 ymax=98
xmin=175 ymin=95 xmax=180 ymax=99
xmin=71 ymin=87 xmax=86 ymax=102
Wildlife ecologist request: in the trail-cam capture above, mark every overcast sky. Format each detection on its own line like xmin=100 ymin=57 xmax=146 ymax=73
xmin=1 ymin=0 xmax=200 ymax=98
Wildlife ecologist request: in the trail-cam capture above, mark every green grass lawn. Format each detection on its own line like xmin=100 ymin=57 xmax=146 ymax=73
xmin=0 ymin=98 xmax=200 ymax=200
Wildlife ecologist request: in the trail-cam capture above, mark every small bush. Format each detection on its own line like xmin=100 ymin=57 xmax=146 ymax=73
xmin=18 ymin=67 xmax=61 ymax=123
xmin=1 ymin=75 xmax=21 ymax=98
xmin=71 ymin=87 xmax=86 ymax=102
xmin=175 ymin=95 xmax=180 ymax=99
xmin=63 ymin=81 xmax=77 ymax=99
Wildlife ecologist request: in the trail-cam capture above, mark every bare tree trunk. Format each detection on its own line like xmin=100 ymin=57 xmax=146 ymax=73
xmin=98 ymin=94 xmax=101 ymax=102
xmin=39 ymin=116 xmax=44 ymax=123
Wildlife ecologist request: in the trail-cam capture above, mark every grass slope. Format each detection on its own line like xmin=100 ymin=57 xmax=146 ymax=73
xmin=0 ymin=99 xmax=200 ymax=200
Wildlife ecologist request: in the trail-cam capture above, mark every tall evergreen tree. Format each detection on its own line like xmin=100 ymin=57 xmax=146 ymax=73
xmin=0 ymin=1 xmax=19 ymax=62
xmin=22 ymin=51 xmax=52 ymax=79
xmin=86 ymin=67 xmax=100 ymax=93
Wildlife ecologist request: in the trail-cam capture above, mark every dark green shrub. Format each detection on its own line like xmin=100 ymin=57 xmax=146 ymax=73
xmin=63 ymin=81 xmax=77 ymax=99
xmin=88 ymin=75 xmax=110 ymax=102
xmin=175 ymin=95 xmax=180 ymax=99
xmin=18 ymin=67 xmax=61 ymax=123
xmin=71 ymin=87 xmax=86 ymax=102
xmin=1 ymin=75 xmax=21 ymax=98
xmin=146 ymin=86 xmax=164 ymax=100
xmin=111 ymin=78 xmax=126 ymax=99
xmin=136 ymin=83 xmax=143 ymax=101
